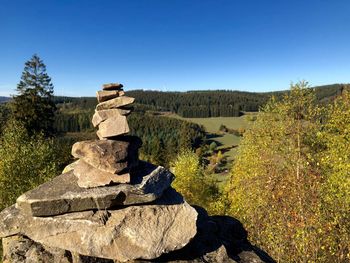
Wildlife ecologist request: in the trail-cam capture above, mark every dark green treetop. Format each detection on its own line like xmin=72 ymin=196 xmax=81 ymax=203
xmin=11 ymin=54 xmax=56 ymax=136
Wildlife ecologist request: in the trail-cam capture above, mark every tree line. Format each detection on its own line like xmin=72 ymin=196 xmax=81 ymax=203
xmin=53 ymin=84 xmax=347 ymax=118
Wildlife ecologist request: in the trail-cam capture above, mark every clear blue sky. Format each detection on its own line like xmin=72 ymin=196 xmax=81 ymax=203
xmin=0 ymin=0 xmax=349 ymax=96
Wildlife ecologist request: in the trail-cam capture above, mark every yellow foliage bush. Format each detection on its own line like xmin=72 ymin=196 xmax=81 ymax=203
xmin=171 ymin=149 xmax=221 ymax=214
xmin=225 ymin=82 xmax=350 ymax=262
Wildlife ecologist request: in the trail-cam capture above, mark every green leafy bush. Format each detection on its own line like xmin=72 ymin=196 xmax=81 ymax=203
xmin=0 ymin=120 xmax=61 ymax=210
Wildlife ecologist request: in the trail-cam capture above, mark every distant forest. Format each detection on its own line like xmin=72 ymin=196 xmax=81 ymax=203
xmin=53 ymin=83 xmax=347 ymax=118
xmin=0 ymin=97 xmax=10 ymax=104
xmin=54 ymin=110 xmax=205 ymax=165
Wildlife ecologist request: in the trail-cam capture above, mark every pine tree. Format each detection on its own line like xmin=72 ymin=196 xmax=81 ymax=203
xmin=11 ymin=54 xmax=56 ymax=136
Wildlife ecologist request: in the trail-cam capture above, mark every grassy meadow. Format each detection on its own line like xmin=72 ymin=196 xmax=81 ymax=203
xmin=167 ymin=113 xmax=256 ymax=186
xmin=169 ymin=113 xmax=255 ymax=160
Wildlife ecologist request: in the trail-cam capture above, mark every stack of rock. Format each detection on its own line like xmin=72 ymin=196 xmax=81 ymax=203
xmin=73 ymin=83 xmax=140 ymax=187
xmin=0 ymin=83 xmax=274 ymax=263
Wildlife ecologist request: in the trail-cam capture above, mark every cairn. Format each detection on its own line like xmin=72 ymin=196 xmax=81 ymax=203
xmin=72 ymin=83 xmax=140 ymax=187
xmin=0 ymin=83 xmax=273 ymax=263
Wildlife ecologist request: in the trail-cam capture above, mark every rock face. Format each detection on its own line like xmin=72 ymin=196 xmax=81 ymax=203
xmin=0 ymin=82 xmax=274 ymax=263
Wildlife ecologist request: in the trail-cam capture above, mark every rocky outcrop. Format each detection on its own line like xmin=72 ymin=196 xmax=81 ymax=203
xmin=0 ymin=82 xmax=274 ymax=263
xmin=0 ymin=207 xmax=275 ymax=263
xmin=16 ymin=162 xmax=174 ymax=216
xmin=1 ymin=189 xmax=197 ymax=262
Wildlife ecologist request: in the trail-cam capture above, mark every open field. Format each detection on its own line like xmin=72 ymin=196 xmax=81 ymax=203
xmin=169 ymin=114 xmax=255 ymax=160
xmin=167 ymin=113 xmax=257 ymax=187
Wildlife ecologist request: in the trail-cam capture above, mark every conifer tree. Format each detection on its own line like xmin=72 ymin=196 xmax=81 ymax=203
xmin=11 ymin=54 xmax=56 ymax=136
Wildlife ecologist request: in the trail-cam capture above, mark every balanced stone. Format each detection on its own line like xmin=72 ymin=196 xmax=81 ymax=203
xmin=103 ymin=83 xmax=123 ymax=90
xmin=96 ymin=90 xmax=121 ymax=103
xmin=1 ymin=189 xmax=197 ymax=262
xmin=74 ymin=159 xmax=131 ymax=188
xmin=15 ymin=162 xmax=174 ymax=217
xmin=96 ymin=96 xmax=134 ymax=111
xmin=92 ymin=109 xmax=131 ymax=127
xmin=71 ymin=137 xmax=141 ymax=174
xmin=97 ymin=115 xmax=130 ymax=139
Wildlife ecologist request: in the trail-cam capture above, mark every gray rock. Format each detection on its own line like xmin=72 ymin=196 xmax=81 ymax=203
xmin=2 ymin=189 xmax=198 ymax=262
xmin=71 ymin=137 xmax=141 ymax=174
xmin=15 ymin=162 xmax=174 ymax=217
xmin=102 ymin=83 xmax=123 ymax=90
xmin=2 ymin=235 xmax=73 ymax=263
xmin=96 ymin=90 xmax=122 ymax=103
xmin=74 ymin=159 xmax=131 ymax=188
xmin=96 ymin=115 xmax=130 ymax=139
xmin=96 ymin=96 xmax=134 ymax=111
xmin=156 ymin=207 xmax=275 ymax=263
xmin=92 ymin=109 xmax=131 ymax=127
xmin=202 ymin=245 xmax=238 ymax=263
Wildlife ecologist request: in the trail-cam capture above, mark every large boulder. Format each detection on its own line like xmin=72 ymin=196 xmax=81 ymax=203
xmin=16 ymin=162 xmax=174 ymax=216
xmin=0 ymin=206 xmax=275 ymax=263
xmin=71 ymin=137 xmax=141 ymax=174
xmin=1 ymin=189 xmax=198 ymax=262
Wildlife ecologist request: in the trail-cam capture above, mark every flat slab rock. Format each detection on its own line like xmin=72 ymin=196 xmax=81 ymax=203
xmin=74 ymin=159 xmax=131 ymax=188
xmin=16 ymin=161 xmax=174 ymax=216
xmin=97 ymin=115 xmax=130 ymax=139
xmin=1 ymin=189 xmax=198 ymax=262
xmin=96 ymin=90 xmax=124 ymax=103
xmin=72 ymin=137 xmax=141 ymax=174
xmin=92 ymin=108 xmax=131 ymax=127
xmin=102 ymin=83 xmax=123 ymax=90
xmin=96 ymin=96 xmax=134 ymax=111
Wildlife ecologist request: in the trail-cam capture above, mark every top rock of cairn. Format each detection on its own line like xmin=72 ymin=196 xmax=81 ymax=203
xmin=94 ymin=83 xmax=134 ymax=139
xmin=102 ymin=82 xmax=124 ymax=90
